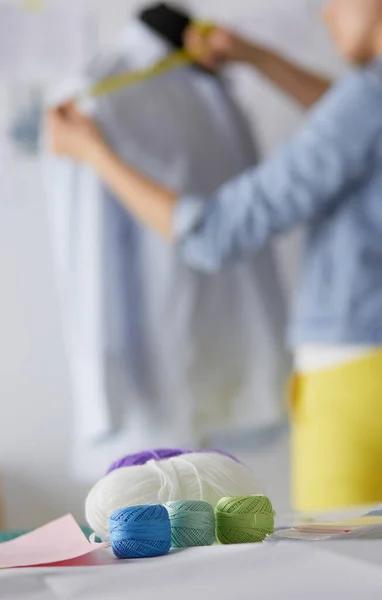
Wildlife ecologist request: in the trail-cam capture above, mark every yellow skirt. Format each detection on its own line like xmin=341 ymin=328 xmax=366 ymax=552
xmin=291 ymin=350 xmax=382 ymax=513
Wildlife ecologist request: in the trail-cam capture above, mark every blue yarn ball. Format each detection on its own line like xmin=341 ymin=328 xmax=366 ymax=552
xmin=109 ymin=505 xmax=171 ymax=559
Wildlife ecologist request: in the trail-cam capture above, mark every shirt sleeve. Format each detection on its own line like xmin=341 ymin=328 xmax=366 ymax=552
xmin=174 ymin=69 xmax=382 ymax=272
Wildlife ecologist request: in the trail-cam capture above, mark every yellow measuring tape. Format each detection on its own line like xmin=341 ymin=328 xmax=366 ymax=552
xmin=82 ymin=21 xmax=214 ymax=100
xmin=85 ymin=49 xmax=191 ymax=99
xmin=18 ymin=5 xmax=213 ymax=100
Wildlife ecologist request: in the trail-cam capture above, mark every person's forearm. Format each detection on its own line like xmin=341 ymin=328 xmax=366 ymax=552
xmin=90 ymin=141 xmax=177 ymax=238
xmin=237 ymin=41 xmax=332 ymax=108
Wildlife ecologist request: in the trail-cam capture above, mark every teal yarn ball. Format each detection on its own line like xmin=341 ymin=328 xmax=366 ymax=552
xmin=165 ymin=500 xmax=216 ymax=548
xmin=109 ymin=505 xmax=171 ymax=559
xmin=215 ymin=495 xmax=275 ymax=544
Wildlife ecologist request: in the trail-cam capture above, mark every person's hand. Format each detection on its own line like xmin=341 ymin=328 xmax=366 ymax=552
xmin=46 ymin=102 xmax=105 ymax=163
xmin=184 ymin=24 xmax=251 ymax=69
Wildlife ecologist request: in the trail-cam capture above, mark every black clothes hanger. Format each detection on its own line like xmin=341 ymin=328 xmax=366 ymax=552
xmin=138 ymin=3 xmax=216 ymax=76
xmin=139 ymin=3 xmax=191 ymax=49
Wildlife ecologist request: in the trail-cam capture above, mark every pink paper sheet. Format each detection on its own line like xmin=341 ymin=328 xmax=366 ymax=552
xmin=0 ymin=514 xmax=107 ymax=568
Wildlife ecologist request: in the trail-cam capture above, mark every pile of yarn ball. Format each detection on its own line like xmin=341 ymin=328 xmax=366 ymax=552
xmin=108 ymin=494 xmax=275 ymax=559
xmin=86 ymin=450 xmax=262 ymax=541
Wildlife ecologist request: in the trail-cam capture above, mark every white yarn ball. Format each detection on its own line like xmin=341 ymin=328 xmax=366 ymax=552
xmin=85 ymin=452 xmax=261 ymax=540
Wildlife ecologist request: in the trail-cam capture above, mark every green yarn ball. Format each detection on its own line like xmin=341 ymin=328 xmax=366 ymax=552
xmin=215 ymin=495 xmax=275 ymax=544
xmin=165 ymin=500 xmax=216 ymax=548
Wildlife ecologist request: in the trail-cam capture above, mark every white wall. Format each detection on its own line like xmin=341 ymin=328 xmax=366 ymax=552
xmin=0 ymin=0 xmax=342 ymax=529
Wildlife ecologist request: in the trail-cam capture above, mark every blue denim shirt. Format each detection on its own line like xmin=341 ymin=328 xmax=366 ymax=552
xmin=174 ymin=59 xmax=382 ymax=347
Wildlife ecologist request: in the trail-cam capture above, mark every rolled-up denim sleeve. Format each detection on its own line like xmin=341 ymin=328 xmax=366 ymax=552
xmin=174 ymin=70 xmax=382 ymax=272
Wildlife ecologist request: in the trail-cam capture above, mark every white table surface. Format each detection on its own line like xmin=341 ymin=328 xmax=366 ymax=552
xmin=2 ymin=540 xmax=382 ymax=599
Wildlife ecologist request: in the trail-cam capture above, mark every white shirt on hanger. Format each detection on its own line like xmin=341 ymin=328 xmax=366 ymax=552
xmin=43 ymin=19 xmax=290 ymax=481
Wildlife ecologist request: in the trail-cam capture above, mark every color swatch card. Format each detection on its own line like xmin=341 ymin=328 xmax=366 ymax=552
xmin=272 ymin=515 xmax=382 ymax=541
xmin=0 ymin=515 xmax=107 ymax=569
xmin=296 ymin=516 xmax=382 ymax=533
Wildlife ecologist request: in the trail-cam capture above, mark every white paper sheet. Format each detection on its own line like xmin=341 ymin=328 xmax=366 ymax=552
xmin=3 ymin=543 xmax=382 ymax=599
xmin=0 ymin=4 xmax=90 ymax=82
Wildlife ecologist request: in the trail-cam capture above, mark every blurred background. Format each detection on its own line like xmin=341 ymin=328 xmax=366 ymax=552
xmin=0 ymin=0 xmax=344 ymax=529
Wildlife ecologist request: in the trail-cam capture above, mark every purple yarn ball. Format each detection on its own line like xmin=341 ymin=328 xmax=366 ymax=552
xmin=107 ymin=449 xmax=184 ymax=473
xmin=106 ymin=448 xmax=239 ymax=475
